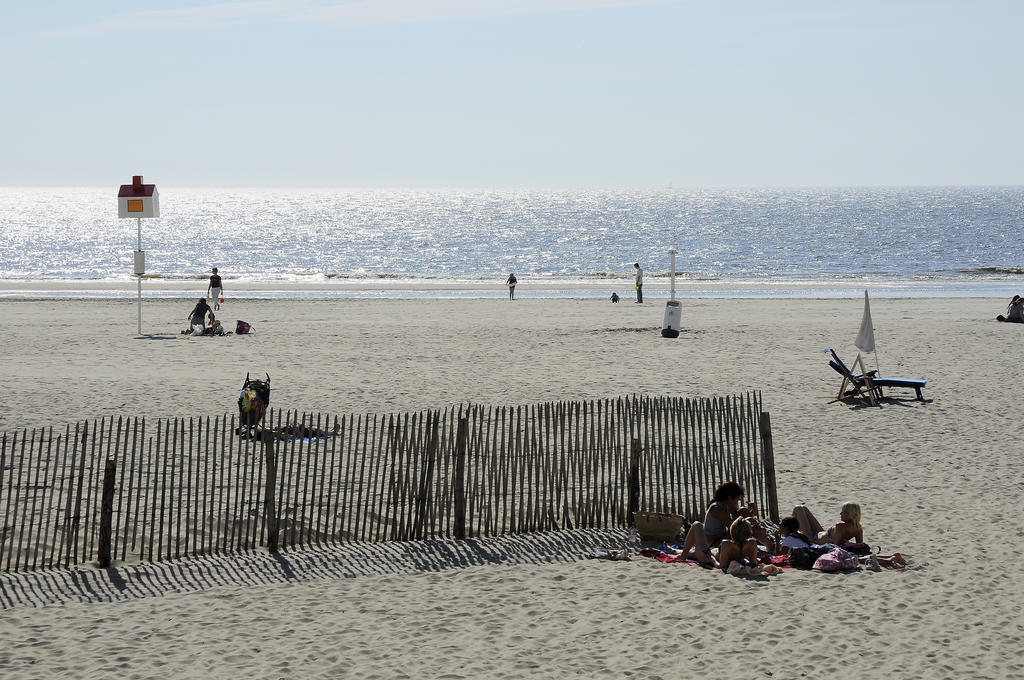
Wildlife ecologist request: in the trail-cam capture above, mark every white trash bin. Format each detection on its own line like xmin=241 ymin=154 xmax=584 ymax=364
xmin=661 ymin=300 xmax=681 ymax=338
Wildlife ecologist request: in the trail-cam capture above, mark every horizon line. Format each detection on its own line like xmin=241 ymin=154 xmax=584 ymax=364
xmin=2 ymin=183 xmax=1023 ymax=191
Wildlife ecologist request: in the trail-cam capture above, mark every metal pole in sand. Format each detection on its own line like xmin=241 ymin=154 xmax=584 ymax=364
xmin=661 ymin=247 xmax=681 ymax=338
xmin=137 ymin=217 xmax=142 ymax=336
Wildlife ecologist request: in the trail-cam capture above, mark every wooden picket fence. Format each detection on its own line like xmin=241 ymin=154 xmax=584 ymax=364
xmin=0 ymin=392 xmax=777 ymax=573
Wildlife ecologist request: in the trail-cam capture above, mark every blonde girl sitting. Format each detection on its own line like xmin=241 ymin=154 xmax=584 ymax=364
xmin=793 ymin=501 xmax=863 ymax=546
xmin=717 ymin=518 xmax=784 ymax=576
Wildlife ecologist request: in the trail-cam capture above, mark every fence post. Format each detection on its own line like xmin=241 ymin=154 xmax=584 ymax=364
xmin=453 ymin=416 xmax=468 ymax=540
xmin=98 ymin=459 xmax=116 ymax=568
xmin=67 ymin=421 xmax=90 ymax=568
xmin=758 ymin=412 xmax=779 ymax=522
xmin=414 ymin=416 xmax=439 ymax=540
xmin=262 ymin=430 xmax=280 ymax=553
xmin=627 ymin=438 xmax=641 ymax=526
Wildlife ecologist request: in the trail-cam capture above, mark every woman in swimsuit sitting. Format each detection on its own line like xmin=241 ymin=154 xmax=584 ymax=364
xmin=793 ymin=501 xmax=863 ymax=546
xmin=675 ymin=481 xmax=774 ymax=565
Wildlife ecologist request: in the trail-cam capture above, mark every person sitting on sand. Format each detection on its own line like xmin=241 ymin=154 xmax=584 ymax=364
xmin=675 ymin=481 xmax=776 ymax=565
xmin=717 ymin=517 xmax=784 ymax=576
xmin=997 ymin=295 xmax=1024 ymax=323
xmin=793 ymin=501 xmax=863 ymax=546
xmin=204 ymin=317 xmax=227 ymax=336
xmin=184 ymin=297 xmax=213 ymax=335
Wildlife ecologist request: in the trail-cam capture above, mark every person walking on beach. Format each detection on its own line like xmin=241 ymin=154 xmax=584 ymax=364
xmin=207 ymin=267 xmax=224 ymax=311
xmin=634 ymin=262 xmax=643 ymax=303
xmin=506 ymin=272 xmax=517 ymax=300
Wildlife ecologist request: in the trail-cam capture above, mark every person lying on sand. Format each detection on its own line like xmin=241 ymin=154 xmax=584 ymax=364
xmin=238 ymin=421 xmax=342 ymax=440
xmin=775 ymin=516 xmax=813 ymax=552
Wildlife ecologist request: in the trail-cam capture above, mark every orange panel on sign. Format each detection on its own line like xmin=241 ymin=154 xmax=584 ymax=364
xmin=128 ymin=199 xmax=144 ymax=212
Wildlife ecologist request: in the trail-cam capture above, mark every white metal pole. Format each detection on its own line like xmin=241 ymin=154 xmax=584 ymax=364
xmin=669 ymin=247 xmax=677 ymax=300
xmin=137 ymin=217 xmax=142 ymax=336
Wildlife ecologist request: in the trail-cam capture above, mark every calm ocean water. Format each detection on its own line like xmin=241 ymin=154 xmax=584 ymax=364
xmin=0 ymin=186 xmax=1021 ymax=298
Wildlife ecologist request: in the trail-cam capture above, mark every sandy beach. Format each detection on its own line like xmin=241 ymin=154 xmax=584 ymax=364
xmin=2 ymin=294 xmax=1023 ymax=679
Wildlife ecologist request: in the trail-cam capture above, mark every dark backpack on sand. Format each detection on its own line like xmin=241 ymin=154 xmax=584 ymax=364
xmin=788 ymin=545 xmax=832 ymax=570
xmin=236 ymin=320 xmax=252 ymax=334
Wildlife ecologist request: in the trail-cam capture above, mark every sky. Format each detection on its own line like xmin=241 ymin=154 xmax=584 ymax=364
xmin=1 ymin=0 xmax=1021 ymax=188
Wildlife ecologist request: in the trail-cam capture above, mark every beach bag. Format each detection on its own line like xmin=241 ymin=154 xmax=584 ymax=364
xmin=236 ymin=320 xmax=252 ymax=334
xmin=813 ymin=547 xmax=860 ymax=572
xmin=841 ymin=541 xmax=872 ymax=556
xmin=788 ymin=545 xmax=831 ymax=570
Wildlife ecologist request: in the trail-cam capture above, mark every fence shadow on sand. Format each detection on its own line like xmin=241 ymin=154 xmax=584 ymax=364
xmin=0 ymin=527 xmax=626 ymax=609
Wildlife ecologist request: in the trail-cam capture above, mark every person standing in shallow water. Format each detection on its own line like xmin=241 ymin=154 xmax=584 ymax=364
xmin=207 ymin=267 xmax=223 ymax=311
xmin=506 ymin=272 xmax=517 ymax=300
xmin=633 ymin=262 xmax=643 ymax=303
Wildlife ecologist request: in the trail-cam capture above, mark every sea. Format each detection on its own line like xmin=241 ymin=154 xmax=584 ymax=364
xmin=0 ymin=186 xmax=1021 ymax=299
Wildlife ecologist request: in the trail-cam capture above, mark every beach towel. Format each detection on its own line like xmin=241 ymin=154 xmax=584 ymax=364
xmin=636 ymin=547 xmax=714 ymax=567
xmin=637 ymin=548 xmax=691 ymax=563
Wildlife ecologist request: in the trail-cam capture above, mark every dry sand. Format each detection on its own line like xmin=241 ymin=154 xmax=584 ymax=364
xmin=1 ymin=294 xmax=1023 ymax=679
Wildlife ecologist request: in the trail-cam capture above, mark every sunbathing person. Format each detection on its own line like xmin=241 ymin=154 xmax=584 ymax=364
xmin=675 ymin=481 xmax=776 ymax=565
xmin=240 ymin=421 xmax=342 ymax=440
xmin=791 ymin=504 xmax=907 ymax=569
xmin=793 ymin=501 xmax=863 ymax=546
xmin=717 ymin=518 xmax=784 ymax=576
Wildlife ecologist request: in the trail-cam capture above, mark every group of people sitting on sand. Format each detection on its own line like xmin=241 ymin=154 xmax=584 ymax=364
xmin=182 ymin=297 xmax=230 ymax=336
xmin=664 ymin=481 xmax=907 ymax=576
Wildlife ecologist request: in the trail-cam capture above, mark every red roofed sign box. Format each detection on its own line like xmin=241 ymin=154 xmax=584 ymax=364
xmin=118 ymin=175 xmax=159 ymax=218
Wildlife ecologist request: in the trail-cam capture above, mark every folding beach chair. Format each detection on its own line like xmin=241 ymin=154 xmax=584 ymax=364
xmin=826 ymin=349 xmax=926 ymax=406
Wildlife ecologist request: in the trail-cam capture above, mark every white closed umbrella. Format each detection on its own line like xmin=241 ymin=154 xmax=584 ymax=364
xmin=854 ymin=290 xmax=881 ymax=375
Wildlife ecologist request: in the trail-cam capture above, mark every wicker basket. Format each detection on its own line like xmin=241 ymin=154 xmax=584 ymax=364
xmin=633 ymin=511 xmax=685 ymax=542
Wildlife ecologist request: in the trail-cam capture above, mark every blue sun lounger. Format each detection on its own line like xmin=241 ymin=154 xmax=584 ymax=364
xmin=826 ymin=349 xmax=926 ymax=406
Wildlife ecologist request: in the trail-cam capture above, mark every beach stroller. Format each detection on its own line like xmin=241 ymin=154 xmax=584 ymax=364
xmin=238 ymin=372 xmax=271 ymax=432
